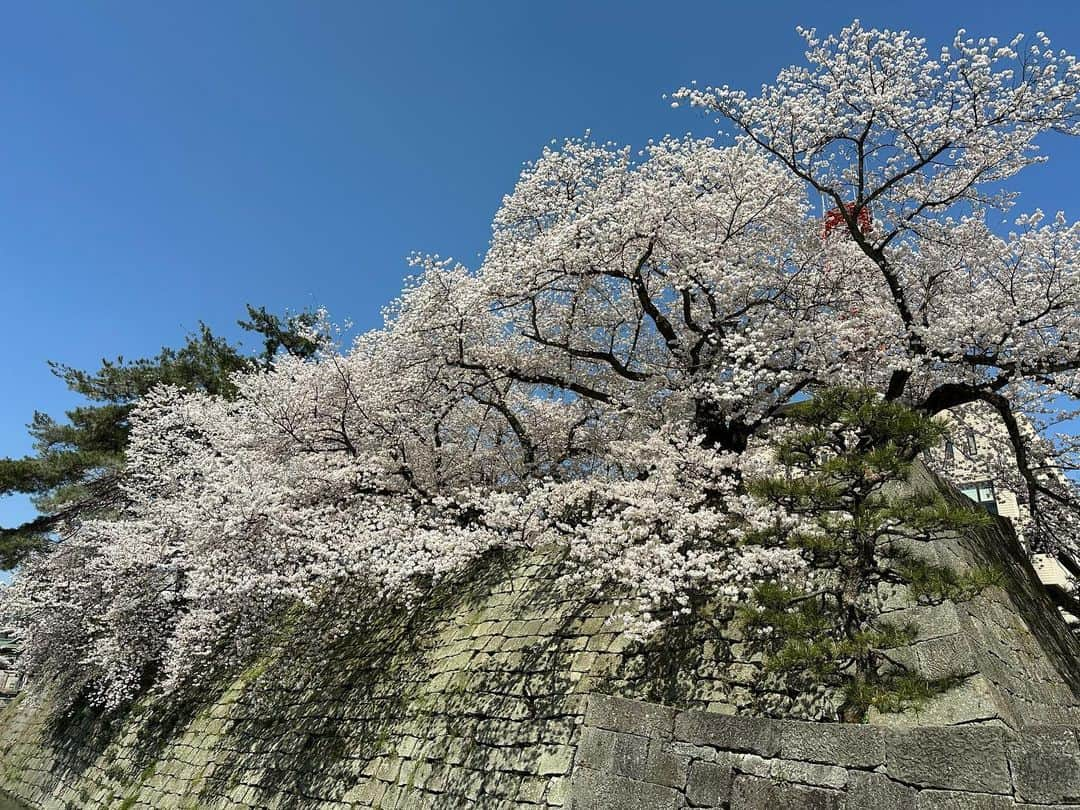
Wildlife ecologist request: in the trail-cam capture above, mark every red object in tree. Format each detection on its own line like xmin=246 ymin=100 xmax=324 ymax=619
xmin=822 ymin=203 xmax=872 ymax=239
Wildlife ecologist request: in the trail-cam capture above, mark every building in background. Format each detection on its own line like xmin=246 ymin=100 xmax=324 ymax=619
xmin=925 ymin=404 xmax=1080 ymax=622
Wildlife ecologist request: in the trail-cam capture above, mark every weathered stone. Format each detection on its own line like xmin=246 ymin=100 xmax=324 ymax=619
xmin=878 ymin=582 xmax=915 ymax=612
xmin=886 ymin=726 xmax=1012 ymax=794
xmin=914 ymin=635 xmax=979 ymax=680
xmin=537 ymin=745 xmax=576 ymax=776
xmin=574 ymin=726 xmax=616 ymax=771
xmin=1019 ymin=724 xmax=1080 ymax=750
xmin=885 ymin=603 xmax=962 ymax=642
xmin=585 ymin=694 xmax=676 ymax=740
xmin=887 ymin=536 xmax=943 ymax=568
xmin=846 ymin=771 xmax=916 ymax=810
xmin=686 ymin=758 xmax=734 ymax=806
xmin=569 ymin=769 xmax=680 ymax=810
xmin=643 ymin=739 xmax=690 ymax=789
xmin=915 ymin=789 xmax=1016 ymax=810
xmin=869 ymin=674 xmax=1004 ymax=728
xmin=732 ymin=753 xmax=771 ymax=777
xmin=729 ymin=774 xmax=842 ymax=810
xmin=674 ymin=710 xmax=781 ymax=757
xmin=610 ymin=732 xmax=650 ymax=779
xmin=545 ymin=774 xmax=570 ymax=806
xmin=668 ymin=741 xmax=720 ymax=762
xmin=771 ymin=758 xmax=848 ymax=789
xmin=1010 ymin=726 xmax=1080 ymax=804
xmin=779 ymin=721 xmax=885 ymax=768
xmin=7 ymin=465 xmax=1080 ymax=810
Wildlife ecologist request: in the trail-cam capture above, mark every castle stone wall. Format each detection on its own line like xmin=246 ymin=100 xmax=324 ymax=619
xmin=0 ymin=468 xmax=1077 ymax=808
xmin=571 ymin=694 xmax=1080 ymax=809
xmin=0 ymin=546 xmax=798 ymax=810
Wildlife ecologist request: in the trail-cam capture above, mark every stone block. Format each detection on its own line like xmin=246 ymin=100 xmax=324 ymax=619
xmin=668 ymin=741 xmax=720 ymax=762
xmin=846 ymin=771 xmax=916 ymax=810
xmin=674 ymin=711 xmax=781 ymax=757
xmin=771 ymin=758 xmax=848 ymax=790
xmin=584 ymin=695 xmax=676 ymax=740
xmin=537 ymin=745 xmax=576 ymax=776
xmin=574 ymin=726 xmax=616 ymax=772
xmin=1010 ymin=726 xmax=1080 ymax=804
xmin=779 ymin=721 xmax=885 ymax=768
xmin=643 ymin=738 xmax=690 ymax=789
xmin=545 ymin=774 xmax=570 ymax=806
xmin=878 ymin=582 xmax=914 ymax=612
xmin=729 ymin=774 xmax=842 ymax=810
xmin=884 ymin=603 xmax=962 ymax=642
xmin=886 ymin=726 xmax=1012 ymax=794
xmin=887 ymin=536 xmax=943 ymax=567
xmin=569 ymin=769 xmax=681 ymax=810
xmin=915 ymin=790 xmax=1016 ymax=810
xmin=914 ymin=635 xmax=979 ymax=679
xmin=1018 ymin=725 xmax=1080 ymax=751
xmin=732 ymin=753 xmax=771 ymax=778
xmin=869 ymin=674 xmax=1003 ymax=728
xmin=610 ymin=732 xmax=650 ymax=779
xmin=685 ymin=757 xmax=733 ymax=807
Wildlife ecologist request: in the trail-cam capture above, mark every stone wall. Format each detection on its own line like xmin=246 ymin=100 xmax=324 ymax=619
xmin=900 ymin=466 xmax=1080 ymax=728
xmin=0 ymin=468 xmax=1078 ymax=808
xmin=571 ymin=694 xmax=1080 ymax=808
xmin=0 ymin=545 xmax=796 ymax=810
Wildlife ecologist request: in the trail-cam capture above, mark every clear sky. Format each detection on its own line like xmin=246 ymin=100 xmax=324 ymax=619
xmin=4 ymin=0 xmax=1080 ymax=530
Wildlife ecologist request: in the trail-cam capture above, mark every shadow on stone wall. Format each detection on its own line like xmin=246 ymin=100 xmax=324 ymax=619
xmin=2 ymin=464 xmax=1080 ymax=808
xmin=166 ymin=545 xmax=642 ymax=808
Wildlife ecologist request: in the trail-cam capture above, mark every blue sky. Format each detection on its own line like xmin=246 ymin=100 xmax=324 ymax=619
xmin=4 ymin=0 xmax=1080 ymax=531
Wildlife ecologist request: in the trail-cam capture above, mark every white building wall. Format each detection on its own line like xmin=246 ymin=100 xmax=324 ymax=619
xmin=924 ymin=403 xmax=1076 ymax=594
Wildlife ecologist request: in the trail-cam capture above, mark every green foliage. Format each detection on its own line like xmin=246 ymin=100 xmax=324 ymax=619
xmin=844 ymin=672 xmax=967 ymax=716
xmin=896 ymin=555 xmax=1004 ymax=603
xmin=875 ymin=490 xmax=994 ymax=534
xmin=237 ymin=305 xmax=323 ymax=369
xmin=743 ymin=387 xmax=996 ymax=721
xmin=0 ymin=306 xmax=322 ymax=569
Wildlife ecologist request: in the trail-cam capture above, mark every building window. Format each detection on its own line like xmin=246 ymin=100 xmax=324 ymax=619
xmin=960 ymin=480 xmax=998 ymax=515
xmin=964 ymin=429 xmax=977 ymax=456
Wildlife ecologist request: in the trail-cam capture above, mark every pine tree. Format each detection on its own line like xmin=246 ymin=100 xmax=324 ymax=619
xmin=742 ymin=387 xmax=999 ymax=721
xmin=0 ymin=306 xmax=321 ymax=568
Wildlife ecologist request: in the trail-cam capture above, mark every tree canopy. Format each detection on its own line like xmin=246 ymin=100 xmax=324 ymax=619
xmin=3 ymin=22 xmax=1080 ymax=712
xmin=0 ymin=306 xmax=322 ymax=568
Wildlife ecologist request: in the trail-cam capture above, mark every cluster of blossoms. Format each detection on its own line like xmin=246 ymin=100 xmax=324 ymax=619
xmin=5 ymin=21 xmax=1080 ymax=708
xmin=538 ymin=430 xmax=807 ymax=640
xmin=4 ymin=377 xmax=528 ymax=708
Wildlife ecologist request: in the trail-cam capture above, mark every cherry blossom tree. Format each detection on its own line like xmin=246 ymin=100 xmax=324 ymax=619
xmin=404 ymin=22 xmax=1080 ymax=549
xmin=5 ymin=21 xmax=1080 ymax=709
xmin=673 ymin=22 xmax=1080 ymax=545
